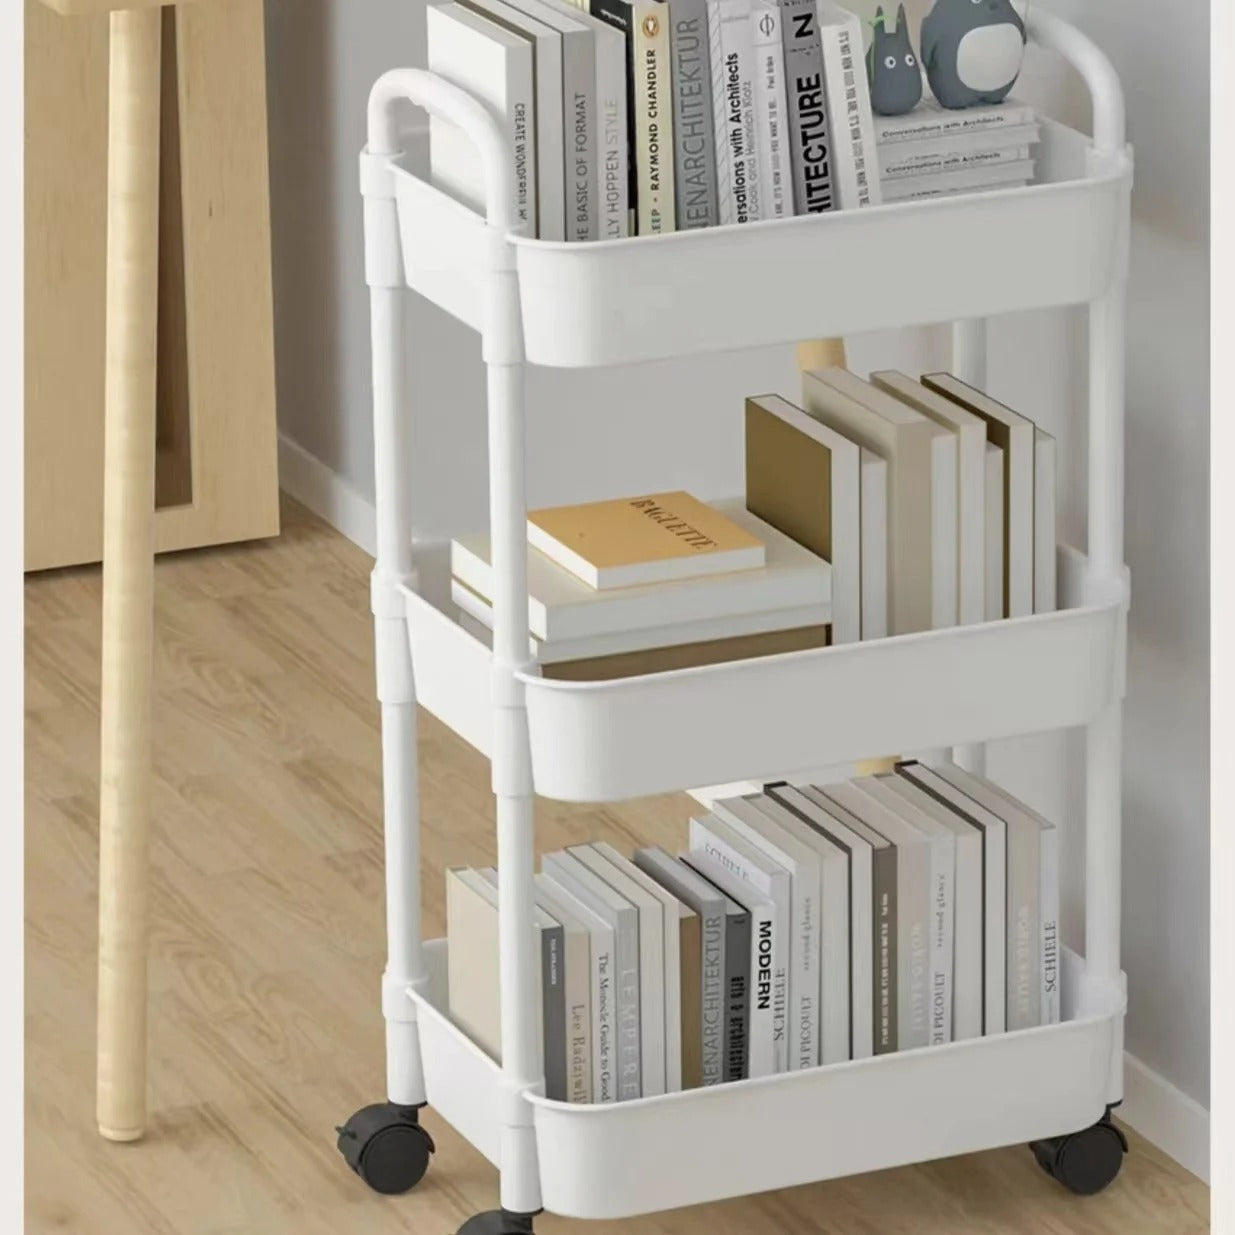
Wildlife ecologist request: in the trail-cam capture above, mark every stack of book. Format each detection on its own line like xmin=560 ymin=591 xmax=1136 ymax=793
xmin=451 ymin=490 xmax=832 ymax=679
xmin=746 ymin=368 xmax=1058 ymax=645
xmin=446 ymin=760 xmax=1062 ymax=1099
xmin=874 ymin=97 xmax=1040 ymax=203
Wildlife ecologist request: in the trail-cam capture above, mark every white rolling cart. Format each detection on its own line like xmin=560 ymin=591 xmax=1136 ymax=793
xmin=335 ymin=9 xmax=1134 ymax=1227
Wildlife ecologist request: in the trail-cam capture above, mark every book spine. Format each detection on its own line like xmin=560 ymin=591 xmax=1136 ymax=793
xmin=590 ymin=0 xmax=640 ymax=233
xmin=724 ymin=910 xmax=751 ymax=1080
xmin=678 ymin=913 xmax=703 ymax=1088
xmin=633 ymin=1 xmax=677 ymax=233
xmin=664 ymin=0 xmax=720 ymax=228
xmin=592 ymin=927 xmax=616 ymax=1100
xmin=510 ymin=59 xmax=537 ymax=233
xmin=1007 ymin=821 xmax=1040 ymax=1030
xmin=777 ymin=0 xmax=833 ymax=213
xmin=593 ymin=24 xmax=631 ymax=238
xmin=707 ymin=0 xmax=734 ymax=221
xmin=1034 ymin=429 xmax=1058 ymax=613
xmin=848 ymin=846 xmax=874 ymax=1060
xmin=700 ymin=906 xmax=727 ymax=1083
xmin=750 ymin=0 xmax=792 ymax=218
xmin=614 ymin=909 xmax=643 ymax=1098
xmin=880 ymin=143 xmax=1031 ymax=180
xmin=872 ymin=845 xmax=897 ymax=1054
xmin=953 ymin=834 xmax=984 ymax=1042
xmin=1040 ymin=824 xmax=1061 ymax=1025
xmin=875 ymin=103 xmax=1035 ymax=145
xmin=565 ymin=933 xmax=593 ymax=1102
xmin=926 ymin=835 xmax=955 ymax=1047
xmin=901 ymin=843 xmax=931 ymax=1050
xmin=818 ymin=8 xmax=879 ymax=207
xmin=984 ymin=443 xmax=1005 ymax=621
xmin=709 ymin=0 xmax=762 ymax=223
xmin=542 ymin=924 xmax=568 ymax=1099
xmin=563 ymin=31 xmax=598 ymax=241
xmin=745 ymin=901 xmax=777 ymax=1075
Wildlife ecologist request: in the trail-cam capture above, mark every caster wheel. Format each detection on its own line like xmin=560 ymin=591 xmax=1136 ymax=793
xmin=336 ymin=1102 xmax=435 ymax=1195
xmin=1031 ymin=1110 xmax=1128 ymax=1196
xmin=457 ymin=1209 xmax=537 ymax=1235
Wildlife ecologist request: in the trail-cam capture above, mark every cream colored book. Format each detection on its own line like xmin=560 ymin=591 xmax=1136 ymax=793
xmin=445 ymin=867 xmax=502 ymax=1060
xmin=984 ymin=442 xmax=1005 ymax=620
xmin=526 ymin=491 xmax=766 ymax=589
xmin=1034 ymin=427 xmax=1057 ymax=613
xmin=803 ymin=368 xmax=957 ymax=635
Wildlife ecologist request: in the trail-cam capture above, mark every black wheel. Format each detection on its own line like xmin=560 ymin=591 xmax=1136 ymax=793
xmin=457 ymin=1209 xmax=537 ymax=1235
xmin=1031 ymin=1109 xmax=1128 ymax=1196
xmin=336 ymin=1102 xmax=435 ymax=1195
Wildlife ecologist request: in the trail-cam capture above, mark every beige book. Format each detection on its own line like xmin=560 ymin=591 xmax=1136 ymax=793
xmin=527 ymin=491 xmax=765 ymax=589
xmin=446 ymin=867 xmax=502 ymax=1060
xmin=678 ymin=905 xmax=703 ymax=1089
xmin=744 ymin=395 xmax=862 ymax=644
xmin=802 ymin=368 xmax=957 ymax=635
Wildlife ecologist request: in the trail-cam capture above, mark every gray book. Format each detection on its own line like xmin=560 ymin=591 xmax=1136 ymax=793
xmin=777 ymin=0 xmax=834 ymax=214
xmin=633 ymin=846 xmax=727 ymax=1086
xmin=542 ymin=850 xmax=642 ymax=1098
xmin=658 ymin=0 xmax=719 ymax=228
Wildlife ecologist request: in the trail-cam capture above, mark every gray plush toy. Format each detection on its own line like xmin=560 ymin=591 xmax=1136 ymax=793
xmin=921 ymin=0 xmax=1027 ymax=109
xmin=866 ymin=4 xmax=923 ymax=117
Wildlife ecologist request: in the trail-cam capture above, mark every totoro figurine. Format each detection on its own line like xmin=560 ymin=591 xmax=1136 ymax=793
xmin=921 ymin=0 xmax=1027 ymax=110
xmin=866 ymin=4 xmax=923 ymax=117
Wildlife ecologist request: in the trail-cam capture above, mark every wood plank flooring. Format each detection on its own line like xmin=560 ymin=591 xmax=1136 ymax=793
xmin=25 ymin=496 xmax=1209 ymax=1234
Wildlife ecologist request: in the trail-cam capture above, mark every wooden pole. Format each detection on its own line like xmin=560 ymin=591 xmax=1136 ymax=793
xmin=96 ymin=4 xmax=161 ymax=1144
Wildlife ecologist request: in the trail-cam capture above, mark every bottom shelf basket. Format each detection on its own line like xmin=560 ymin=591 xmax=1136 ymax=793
xmin=409 ymin=939 xmax=1123 ymax=1220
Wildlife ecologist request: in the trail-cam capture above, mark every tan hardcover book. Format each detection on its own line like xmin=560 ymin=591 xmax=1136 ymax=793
xmin=527 ymin=491 xmax=765 ymax=589
xmin=678 ymin=903 xmax=703 ymax=1088
xmin=541 ymin=623 xmax=830 ymax=681
xmin=446 ymin=867 xmax=501 ymax=1060
xmin=802 ymin=368 xmax=957 ymax=635
xmin=745 ymin=394 xmax=862 ymax=644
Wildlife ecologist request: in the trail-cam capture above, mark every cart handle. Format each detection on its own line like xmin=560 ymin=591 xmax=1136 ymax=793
xmin=367 ymin=67 xmax=516 ymax=236
xmin=1026 ymin=7 xmax=1126 ymax=155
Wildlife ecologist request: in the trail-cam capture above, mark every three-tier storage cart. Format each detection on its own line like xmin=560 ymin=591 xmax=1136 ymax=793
xmin=335 ymin=10 xmax=1134 ymax=1229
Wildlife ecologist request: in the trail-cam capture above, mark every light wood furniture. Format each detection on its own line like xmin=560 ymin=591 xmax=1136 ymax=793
xmin=23 ymin=499 xmax=1211 ymax=1233
xmin=24 ymin=0 xmax=279 ymax=573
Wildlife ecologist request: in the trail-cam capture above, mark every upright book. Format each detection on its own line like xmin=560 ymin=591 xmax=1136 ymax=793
xmin=661 ymin=0 xmax=720 ymax=228
xmin=778 ymin=0 xmax=835 ymax=213
xmin=708 ymin=0 xmax=764 ymax=223
xmin=817 ymin=1 xmax=881 ymax=208
xmin=1034 ymin=426 xmax=1057 ymax=612
xmin=859 ymin=447 xmax=889 ymax=639
xmin=750 ymin=0 xmax=792 ymax=217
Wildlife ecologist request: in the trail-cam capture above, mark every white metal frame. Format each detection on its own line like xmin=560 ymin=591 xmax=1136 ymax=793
xmin=359 ymin=9 xmax=1131 ymax=1219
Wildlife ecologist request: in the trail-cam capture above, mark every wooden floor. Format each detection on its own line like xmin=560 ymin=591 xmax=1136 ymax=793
xmin=25 ymin=496 xmax=1208 ymax=1235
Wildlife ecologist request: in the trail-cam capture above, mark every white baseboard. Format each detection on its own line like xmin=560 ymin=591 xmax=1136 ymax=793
xmin=278 ymin=435 xmax=1212 ymax=1189
xmin=278 ymin=433 xmax=377 ymax=558
xmin=1120 ymin=1052 xmax=1210 ymax=1183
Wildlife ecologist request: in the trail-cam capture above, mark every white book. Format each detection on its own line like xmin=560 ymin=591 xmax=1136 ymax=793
xmin=532 ymin=874 xmax=594 ymax=1101
xmin=541 ymin=851 xmax=642 ymax=1097
xmin=572 ymin=0 xmax=631 ymax=238
xmin=457 ymin=0 xmax=566 ymax=239
xmin=454 ymin=582 xmax=828 ymax=663
xmin=985 ymin=442 xmax=1005 ymax=621
xmin=567 ymin=845 xmax=666 ymax=1096
xmin=872 ymin=371 xmax=987 ymax=626
xmin=896 ymin=761 xmax=1007 ymax=1035
xmin=883 ymin=175 xmax=1032 ymax=203
xmin=859 ymin=448 xmax=888 ymax=640
xmin=923 ymin=373 xmax=1035 ymax=618
xmin=803 ymin=369 xmax=958 ymax=633
xmin=817 ymin=1 xmax=881 ymax=208
xmin=822 ymin=781 xmax=933 ymax=1050
xmin=1034 ymin=427 xmax=1057 ymax=613
xmin=428 ymin=2 xmax=538 ymax=235
xmin=533 ymin=871 xmax=616 ymax=1099
xmin=708 ymin=0 xmax=763 ymax=223
xmin=451 ymin=498 xmax=831 ymax=642
xmin=709 ymin=797 xmax=821 ymax=1069
xmin=874 ymin=96 xmax=1037 ymax=144
xmin=742 ymin=793 xmax=851 ymax=1065
xmin=881 ymin=142 xmax=1032 ymax=181
xmin=682 ymin=845 xmax=780 ymax=1077
xmin=750 ymin=0 xmax=791 ymax=217
xmin=589 ymin=841 xmax=684 ymax=1092
xmin=876 ymin=123 xmax=1040 ymax=176
xmin=859 ymin=776 xmax=956 ymax=1047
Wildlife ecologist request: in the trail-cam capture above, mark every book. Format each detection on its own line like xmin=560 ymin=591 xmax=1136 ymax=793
xmin=803 ymin=368 xmax=957 ymax=634
xmin=881 ymin=159 xmax=1034 ymax=202
xmin=633 ymin=846 xmax=727 ymax=1086
xmin=859 ymin=448 xmax=889 ymax=640
xmin=985 ymin=442 xmax=1005 ymax=620
xmin=922 ymin=373 xmax=1035 ymax=618
xmin=527 ymin=491 xmax=766 ymax=589
xmin=817 ymin=1 xmax=881 ymax=208
xmin=709 ymin=796 xmax=822 ymax=1068
xmin=445 ymin=867 xmax=503 ymax=1061
xmin=879 ymin=133 xmax=1038 ymax=180
xmin=681 ymin=847 xmax=765 ymax=1078
xmin=895 ymin=761 xmax=1007 ymax=1035
xmin=541 ymin=850 xmax=642 ymax=1097
xmin=661 ymin=0 xmax=720 ymax=228
xmin=777 ymin=0 xmax=834 ymax=213
xmin=708 ymin=0 xmax=763 ymax=223
xmin=457 ymin=0 xmax=568 ymax=240
xmin=474 ymin=868 xmax=569 ymax=1097
xmin=688 ymin=814 xmax=790 ymax=1072
xmin=871 ymin=370 xmax=987 ymax=626
xmin=533 ymin=869 xmax=617 ymax=1098
xmin=873 ymin=95 xmax=1036 ymax=145
xmin=745 ymin=393 xmax=861 ymax=643
xmin=532 ymin=873 xmax=595 ymax=1100
xmin=1034 ymin=427 xmax=1057 ymax=613
xmin=750 ymin=0 xmax=792 ymax=218
xmin=567 ymin=845 xmax=666 ymax=1096
xmin=740 ymin=792 xmax=852 ymax=1065
xmin=428 ymin=3 xmax=538 ymax=235
xmin=821 ymin=780 xmax=932 ymax=1050
xmin=452 ymin=498 xmax=831 ymax=642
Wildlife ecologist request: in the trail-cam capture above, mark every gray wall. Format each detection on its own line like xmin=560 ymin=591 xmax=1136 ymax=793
xmin=265 ymin=0 xmax=1209 ymax=1112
